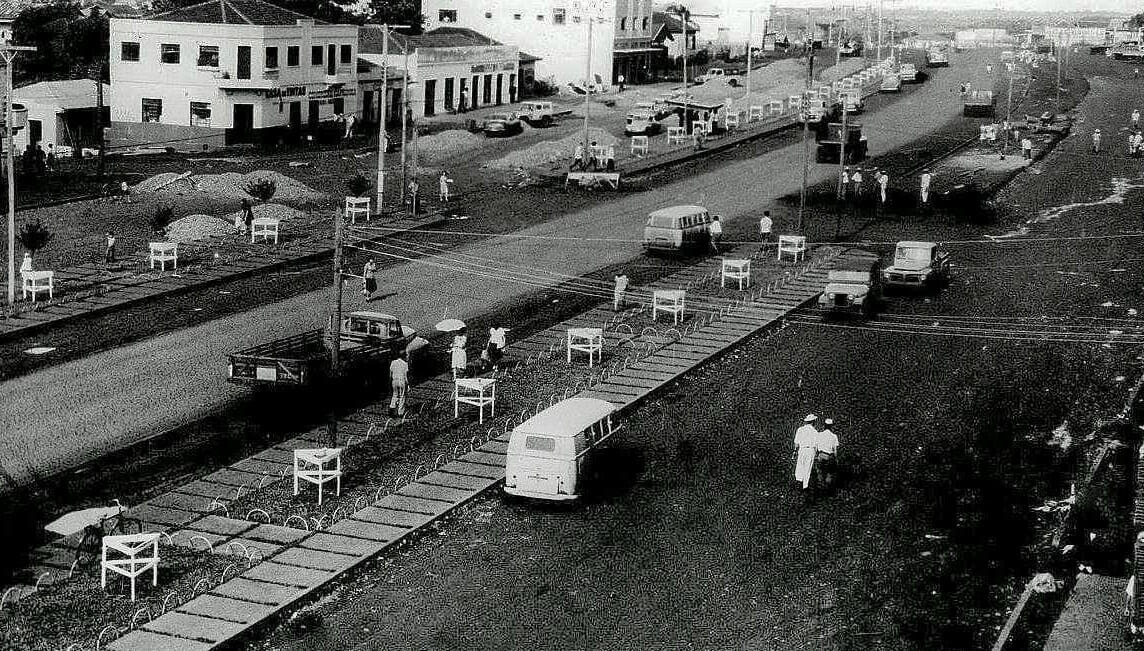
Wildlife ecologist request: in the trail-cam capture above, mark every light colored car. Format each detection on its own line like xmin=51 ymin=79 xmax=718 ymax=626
xmin=882 ymin=241 xmax=951 ymax=290
xmin=481 ymin=112 xmax=523 ymax=136
xmin=698 ymin=68 xmax=725 ymax=83
xmin=899 ymin=63 xmax=918 ymax=82
xmin=879 ymin=74 xmax=902 ymax=92
xmin=519 ymin=101 xmax=554 ymax=126
xmin=643 ymin=205 xmax=712 ymax=253
xmin=625 ymin=109 xmax=661 ymax=135
xmin=818 ymin=263 xmax=881 ymax=316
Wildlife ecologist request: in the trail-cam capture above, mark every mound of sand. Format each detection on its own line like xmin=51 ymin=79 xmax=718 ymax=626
xmin=165 ymin=214 xmax=235 ymax=242
xmin=135 ymin=170 xmax=324 ymax=203
xmin=419 ymin=130 xmax=485 ymax=162
xmin=487 ymin=128 xmax=617 ymax=170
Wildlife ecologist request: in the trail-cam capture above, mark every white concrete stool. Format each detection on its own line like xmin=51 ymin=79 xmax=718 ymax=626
xmin=777 ymin=235 xmax=808 ymax=263
xmin=149 ymin=242 xmax=178 ymax=271
xmin=567 ymin=327 xmax=604 ymax=367
xmin=652 ymin=289 xmax=686 ymax=324
xmin=21 ymin=270 xmax=53 ymax=301
xmin=293 ymin=448 xmax=342 ymax=505
xmin=787 ymin=95 xmax=802 ymax=113
xmin=667 ymin=126 xmax=687 ymax=145
xmin=454 ymin=377 xmax=496 ymax=423
xmin=251 ymin=217 xmax=280 ymax=244
xmin=345 ymin=196 xmax=371 ymax=224
xmin=630 ymin=135 xmax=649 ymax=156
xmin=749 ymin=105 xmax=764 ymax=121
xmin=721 ymin=258 xmax=751 ymax=290
xmin=725 ymin=110 xmax=741 ymax=130
xmin=101 ymin=532 xmax=160 ymax=601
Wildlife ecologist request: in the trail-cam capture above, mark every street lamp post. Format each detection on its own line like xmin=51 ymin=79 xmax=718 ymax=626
xmin=375 ymin=24 xmax=409 ymax=217
xmin=3 ymin=45 xmax=34 ymax=308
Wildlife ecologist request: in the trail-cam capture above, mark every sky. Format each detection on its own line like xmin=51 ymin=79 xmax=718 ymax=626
xmin=708 ymin=0 xmax=1141 ymax=14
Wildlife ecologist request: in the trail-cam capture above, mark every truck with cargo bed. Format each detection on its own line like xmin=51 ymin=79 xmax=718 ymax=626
xmin=816 ymin=122 xmax=868 ymax=164
xmin=227 ymin=311 xmax=416 ymax=386
xmin=817 ymin=260 xmax=881 ymax=317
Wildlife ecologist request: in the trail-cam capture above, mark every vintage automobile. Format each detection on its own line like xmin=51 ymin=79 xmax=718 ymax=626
xmin=624 ymin=108 xmax=661 ymax=135
xmin=882 ymin=241 xmax=951 ymax=290
xmin=481 ymin=112 xmax=524 ymax=136
xmin=519 ymin=101 xmax=555 ymax=126
xmin=879 ymin=73 xmax=902 ymax=92
xmin=817 ymin=260 xmax=881 ymax=316
xmin=898 ymin=62 xmax=919 ymax=83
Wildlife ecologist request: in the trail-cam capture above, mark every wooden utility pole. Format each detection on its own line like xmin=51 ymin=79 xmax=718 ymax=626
xmin=399 ymin=48 xmax=409 ymax=202
xmin=376 ymin=23 xmax=389 ymax=216
xmin=837 ymin=105 xmax=848 ymax=200
xmin=798 ymin=36 xmax=814 ymax=232
xmin=325 ymin=206 xmax=346 ymax=447
xmin=3 ymin=44 xmax=34 ymax=308
xmin=96 ymin=70 xmax=105 ymax=177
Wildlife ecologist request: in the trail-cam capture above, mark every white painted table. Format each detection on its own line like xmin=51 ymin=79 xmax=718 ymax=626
xmin=345 ymin=196 xmax=371 ymax=224
xmin=454 ymin=377 xmax=496 ymax=423
xmin=21 ymin=270 xmax=53 ymax=301
xmin=567 ymin=327 xmax=604 ymax=367
xmin=293 ymin=448 xmax=342 ymax=505
xmin=667 ymin=126 xmax=686 ymax=145
xmin=630 ymin=135 xmax=649 ymax=156
xmin=721 ymin=258 xmax=751 ymax=290
xmin=148 ymin=242 xmax=178 ymax=271
xmin=101 ymin=532 xmax=160 ymax=601
xmin=778 ymin=235 xmax=807 ymax=263
xmin=653 ymin=289 xmax=686 ymax=324
xmin=251 ymin=217 xmax=280 ymax=244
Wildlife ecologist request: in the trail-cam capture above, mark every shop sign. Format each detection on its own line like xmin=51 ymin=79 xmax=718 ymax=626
xmin=266 ymin=85 xmax=307 ymax=99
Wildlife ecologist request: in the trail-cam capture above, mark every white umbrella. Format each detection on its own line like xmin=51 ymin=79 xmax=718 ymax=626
xmin=45 ymin=503 xmax=126 ymax=537
xmin=435 ymin=318 xmax=466 ymax=333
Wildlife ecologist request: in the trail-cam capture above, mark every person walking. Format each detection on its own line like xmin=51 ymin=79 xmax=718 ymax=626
xmin=708 ymin=215 xmax=723 ymax=253
xmin=409 ymin=179 xmax=420 ymax=215
xmin=45 ymin=144 xmax=56 ymax=172
xmin=613 ymin=273 xmax=630 ymax=311
xmin=104 ymin=232 xmax=117 ymax=264
xmin=438 ymin=171 xmax=453 ymax=202
xmin=617 ymin=73 xmax=626 ymax=93
xmin=361 ymin=258 xmax=378 ymax=300
xmin=1130 ymin=132 xmax=1138 ymax=157
xmin=487 ymin=326 xmax=508 ymax=367
xmin=388 ymin=352 xmax=409 ymax=417
xmin=814 ymin=418 xmax=841 ymax=492
xmin=344 ymin=113 xmax=357 ymax=140
xmin=693 ymin=126 xmax=705 ymax=151
xmin=1134 ymin=131 xmax=1143 ymax=158
xmin=841 ymin=166 xmax=851 ymax=199
xmin=1021 ymin=136 xmax=1033 ymax=160
xmin=793 ymin=414 xmax=819 ymax=491
xmin=1133 ymin=109 xmax=1140 ymax=129
xmin=759 ymin=210 xmax=773 ymax=242
xmin=19 ymin=252 xmax=32 ymax=274
xmin=877 ymin=170 xmax=889 ymax=204
xmin=450 ymin=328 xmax=468 ymax=379
xmin=986 ymin=63 xmax=993 ymax=74
xmin=1092 ymin=128 xmax=1102 ymax=153
xmin=919 ymin=169 xmax=932 ymax=204
xmin=573 ymin=143 xmax=585 ymax=170
xmin=242 ymin=198 xmax=254 ymax=235
xmin=851 ymin=168 xmax=863 ymax=199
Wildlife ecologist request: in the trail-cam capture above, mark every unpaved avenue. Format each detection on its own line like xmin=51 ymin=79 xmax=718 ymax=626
xmin=0 ymin=52 xmax=994 ymax=483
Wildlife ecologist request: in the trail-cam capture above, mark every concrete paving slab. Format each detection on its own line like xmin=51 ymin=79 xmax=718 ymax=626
xmin=229 ymin=458 xmax=291 ymax=476
xmin=480 ymin=440 xmax=509 ymax=454
xmin=253 ymin=447 xmax=296 ymax=464
xmin=272 ymin=547 xmax=359 ymax=572
xmin=244 ymin=524 xmax=309 ymax=545
xmin=190 ymin=514 xmax=257 ymax=537
xmin=399 ymin=482 xmax=481 ymax=504
xmin=1044 ymin=573 xmax=1132 ymax=651
xmin=373 ymin=494 xmax=451 ymax=516
xmin=201 ymin=468 xmax=263 ymax=488
xmin=461 ymin=450 xmax=507 ymax=467
xmin=106 ymin=629 xmax=213 ymax=651
xmin=418 ymin=470 xmax=496 ymax=491
xmin=223 ymin=537 xmax=285 ymax=559
xmin=242 ymin=560 xmax=336 ymax=588
xmin=175 ymin=480 xmax=234 ymax=500
xmin=211 ymin=576 xmax=304 ymax=606
xmin=300 ymin=532 xmax=386 ymax=557
xmin=169 ymin=529 xmax=229 ymax=551
xmin=126 ymin=503 xmax=199 ymax=529
xmin=148 ymin=491 xmax=216 ymax=513
xmin=352 ymin=506 xmax=432 ymax=529
xmin=327 ymin=518 xmax=409 ymax=543
xmin=144 ymin=611 xmax=246 ymax=643
xmin=177 ymin=593 xmax=277 ymax=625
xmin=438 ymin=461 xmax=505 ymax=480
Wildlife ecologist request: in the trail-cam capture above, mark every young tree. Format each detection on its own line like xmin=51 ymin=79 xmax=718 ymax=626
xmin=16 ymin=220 xmax=53 ymax=258
xmin=12 ymin=4 xmax=108 ymax=84
xmin=150 ymin=205 xmax=175 ymax=233
xmin=345 ymin=173 xmax=372 ymax=197
xmin=365 ymin=0 xmax=423 ymax=31
xmin=245 ymin=177 xmax=278 ymax=203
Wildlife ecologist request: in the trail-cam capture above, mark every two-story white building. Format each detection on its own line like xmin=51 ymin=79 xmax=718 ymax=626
xmin=421 ymin=0 xmax=617 ymax=89
xmin=108 ymin=0 xmax=359 ymax=149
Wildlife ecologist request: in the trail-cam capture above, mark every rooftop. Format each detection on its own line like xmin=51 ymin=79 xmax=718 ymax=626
xmin=359 ymin=25 xmax=504 ymax=54
xmin=14 ymin=79 xmax=110 ymax=111
xmin=652 ymin=11 xmax=700 ymax=34
xmin=146 ymin=0 xmax=326 ymax=25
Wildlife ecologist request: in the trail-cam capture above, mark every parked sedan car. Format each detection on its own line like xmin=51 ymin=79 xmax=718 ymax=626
xmin=482 ymin=113 xmax=523 ymax=136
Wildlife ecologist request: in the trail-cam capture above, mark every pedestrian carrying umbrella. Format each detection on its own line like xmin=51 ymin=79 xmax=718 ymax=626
xmin=435 ymin=318 xmax=466 ymax=333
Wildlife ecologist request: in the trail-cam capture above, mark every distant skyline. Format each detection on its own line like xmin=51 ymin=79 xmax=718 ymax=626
xmin=708 ymin=0 xmax=1140 ymax=15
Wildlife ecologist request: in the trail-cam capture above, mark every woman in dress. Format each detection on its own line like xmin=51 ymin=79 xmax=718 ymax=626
xmin=362 ymin=258 xmax=377 ymax=300
xmin=450 ymin=327 xmax=468 ymax=379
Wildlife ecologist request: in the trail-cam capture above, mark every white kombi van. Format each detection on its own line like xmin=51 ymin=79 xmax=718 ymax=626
xmin=503 ymin=398 xmax=618 ymax=500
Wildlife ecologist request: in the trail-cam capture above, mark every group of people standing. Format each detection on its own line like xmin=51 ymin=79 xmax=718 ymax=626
xmin=449 ymin=325 xmax=509 ymax=379
xmin=839 ymin=166 xmax=893 ymax=204
xmin=793 ymin=413 xmax=841 ymax=494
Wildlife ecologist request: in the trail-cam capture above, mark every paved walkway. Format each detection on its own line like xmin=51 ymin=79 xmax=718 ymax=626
xmin=1044 ymin=573 xmax=1134 ymax=651
xmin=84 ymin=243 xmax=856 ymax=650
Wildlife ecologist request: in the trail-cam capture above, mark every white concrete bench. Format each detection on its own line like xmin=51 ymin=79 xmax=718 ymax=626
xmin=345 ymin=196 xmax=371 ymax=224
xmin=630 ymin=135 xmax=649 ymax=156
xmin=293 ymin=448 xmax=342 ymax=505
xmin=454 ymin=377 xmax=496 ymax=423
xmin=21 ymin=270 xmax=53 ymax=301
xmin=721 ymin=258 xmax=751 ymax=290
xmin=667 ymin=126 xmax=687 ymax=145
xmin=148 ymin=242 xmax=178 ymax=271
xmin=778 ymin=235 xmax=807 ymax=263
xmin=749 ymin=105 xmax=765 ymax=122
xmin=652 ymin=289 xmax=686 ymax=325
xmin=567 ymin=327 xmax=604 ymax=367
xmin=251 ymin=217 xmax=280 ymax=244
xmin=101 ymin=533 xmax=160 ymax=602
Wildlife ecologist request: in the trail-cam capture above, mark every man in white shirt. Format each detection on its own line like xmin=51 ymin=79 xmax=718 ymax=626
xmin=851 ymin=168 xmax=863 ymax=198
xmin=708 ymin=215 xmax=723 ymax=253
xmin=919 ymin=169 xmax=932 ymax=204
xmin=758 ymin=210 xmax=773 ymax=241
xmin=841 ymin=166 xmax=850 ymax=199
xmin=388 ymin=352 xmax=409 ymax=417
xmin=613 ymin=274 xmax=629 ymax=311
xmin=793 ymin=414 xmax=818 ymax=490
xmin=877 ymin=170 xmax=889 ymax=204
xmin=815 ymin=418 xmax=840 ymax=491
xmin=1133 ymin=109 xmax=1140 ymax=128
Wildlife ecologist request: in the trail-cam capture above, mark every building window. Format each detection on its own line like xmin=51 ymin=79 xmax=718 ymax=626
xmin=553 ymin=8 xmax=565 ymax=24
xmin=190 ymin=101 xmax=211 ymax=127
xmin=265 ymin=46 xmax=278 ymax=69
xmin=141 ymin=98 xmax=162 ymax=122
xmin=573 ymin=15 xmax=581 ymax=23
xmin=340 ymin=44 xmax=351 ymax=64
xmin=643 ymin=16 xmax=649 ymax=30
xmin=620 ymin=17 xmax=627 ymax=31
xmin=332 ymin=98 xmax=344 ymax=115
xmin=438 ymin=9 xmax=456 ymax=22
xmin=484 ymin=11 xmax=491 ymax=18
xmin=120 ymin=41 xmax=140 ymax=61
xmin=287 ymin=45 xmax=299 ymax=66
xmin=311 ymin=44 xmax=323 ymax=65
xmin=513 ymin=13 xmax=520 ymax=20
xmin=536 ymin=14 xmax=544 ymax=20
xmin=197 ymin=45 xmax=219 ymax=67
xmin=160 ymin=43 xmax=180 ymax=64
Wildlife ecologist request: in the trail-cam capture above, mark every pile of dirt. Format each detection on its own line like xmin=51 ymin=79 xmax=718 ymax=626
xmin=135 ymin=170 xmax=324 ymax=203
xmin=419 ymin=130 xmax=485 ymax=162
xmin=221 ymin=203 xmax=306 ymax=224
xmin=487 ymin=128 xmax=617 ymax=170
xmin=165 ymin=214 xmax=235 ymax=242
xmin=133 ymin=172 xmax=192 ymax=194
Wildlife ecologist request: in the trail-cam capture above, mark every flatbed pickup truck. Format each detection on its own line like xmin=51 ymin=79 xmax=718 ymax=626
xmin=227 ymin=311 xmax=416 ymax=386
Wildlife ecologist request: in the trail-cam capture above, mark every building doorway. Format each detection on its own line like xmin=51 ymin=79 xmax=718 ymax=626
xmin=28 ymin=119 xmax=41 ymax=146
xmin=362 ymin=90 xmax=373 ymax=123
xmin=483 ymin=74 xmax=492 ymax=104
xmin=444 ymin=78 xmax=454 ymax=111
xmin=424 ymin=79 xmax=436 ymax=116
xmin=471 ymin=75 xmax=478 ymax=108
xmin=496 ymin=74 xmax=503 ymax=104
xmin=231 ymin=103 xmax=254 ymax=142
xmin=308 ymin=100 xmax=319 ymax=128
xmin=289 ymin=101 xmax=302 ymax=129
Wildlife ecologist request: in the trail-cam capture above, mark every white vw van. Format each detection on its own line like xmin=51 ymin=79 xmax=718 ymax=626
xmin=504 ymin=398 xmax=618 ymax=501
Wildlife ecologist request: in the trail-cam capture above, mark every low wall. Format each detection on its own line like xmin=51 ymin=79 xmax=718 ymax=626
xmin=106 ymin=121 xmax=226 ymax=152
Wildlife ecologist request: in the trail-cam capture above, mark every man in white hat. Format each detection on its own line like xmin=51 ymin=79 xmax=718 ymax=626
xmin=815 ymin=418 xmax=841 ymax=492
xmin=1092 ymin=128 xmax=1102 ymax=153
xmin=793 ymin=414 xmax=819 ymax=490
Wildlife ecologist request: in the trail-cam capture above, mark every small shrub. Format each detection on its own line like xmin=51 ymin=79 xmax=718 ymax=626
xmin=531 ymin=78 xmax=559 ymax=97
xmin=16 ymin=220 xmax=53 ymax=256
xmin=150 ymin=205 xmax=175 ymax=233
xmin=345 ymin=173 xmax=372 ymax=197
xmin=245 ymin=177 xmax=277 ymax=203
